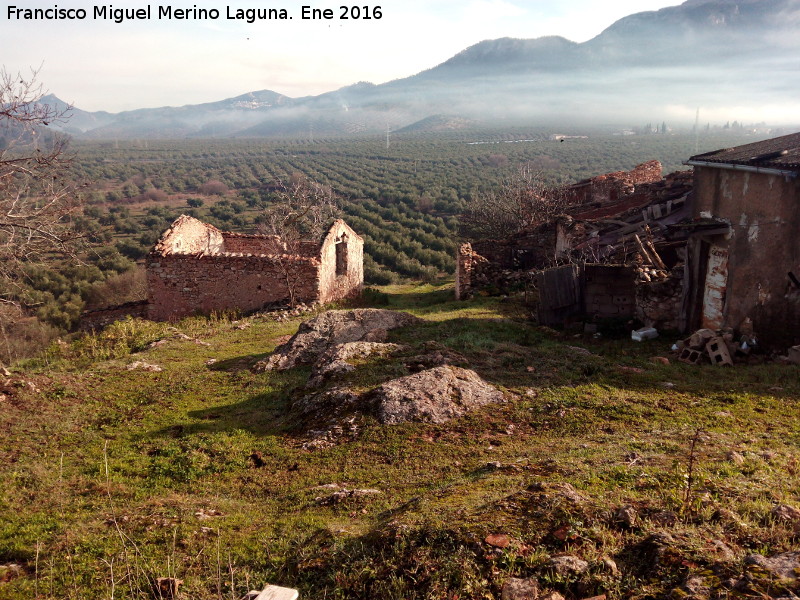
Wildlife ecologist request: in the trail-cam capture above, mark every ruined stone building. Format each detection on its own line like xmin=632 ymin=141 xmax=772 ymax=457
xmin=456 ymin=160 xmax=691 ymax=328
xmin=146 ymin=215 xmax=363 ymax=321
xmin=685 ymin=132 xmax=800 ymax=347
xmin=456 ymin=133 xmax=800 ymax=349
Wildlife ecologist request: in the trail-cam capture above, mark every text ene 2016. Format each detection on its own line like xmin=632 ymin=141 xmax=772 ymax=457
xmin=302 ymin=6 xmax=382 ymax=19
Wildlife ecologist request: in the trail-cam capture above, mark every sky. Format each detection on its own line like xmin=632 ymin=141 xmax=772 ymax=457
xmin=2 ymin=0 xmax=680 ymax=112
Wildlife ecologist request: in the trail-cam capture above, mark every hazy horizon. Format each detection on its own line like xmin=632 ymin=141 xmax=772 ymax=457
xmin=3 ymin=0 xmax=679 ymax=112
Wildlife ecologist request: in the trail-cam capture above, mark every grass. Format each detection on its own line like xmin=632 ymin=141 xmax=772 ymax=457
xmin=1 ymin=282 xmax=798 ymax=599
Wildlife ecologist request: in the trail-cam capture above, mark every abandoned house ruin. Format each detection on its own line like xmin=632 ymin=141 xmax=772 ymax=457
xmin=146 ymin=215 xmax=363 ymax=321
xmin=685 ymin=132 xmax=800 ymax=348
xmin=456 ymin=133 xmax=800 ymax=349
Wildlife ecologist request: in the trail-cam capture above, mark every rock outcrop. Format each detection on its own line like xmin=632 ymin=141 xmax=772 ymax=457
xmin=308 ymin=341 xmax=402 ymax=387
xmin=371 ymin=365 xmax=504 ymax=424
xmin=254 ymin=309 xmax=420 ymax=372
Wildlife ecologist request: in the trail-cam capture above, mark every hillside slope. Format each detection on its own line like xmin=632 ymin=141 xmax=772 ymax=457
xmin=1 ymin=284 xmax=798 ymax=598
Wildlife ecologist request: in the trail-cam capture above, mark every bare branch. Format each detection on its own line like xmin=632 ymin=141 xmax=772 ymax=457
xmin=459 ymin=165 xmax=568 ymax=241
xmin=0 ymin=65 xmax=83 ymax=307
xmin=257 ymin=175 xmax=340 ymax=306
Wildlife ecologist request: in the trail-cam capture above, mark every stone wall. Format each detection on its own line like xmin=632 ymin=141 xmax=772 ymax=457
xmin=153 ymin=215 xmax=224 ymax=255
xmin=636 ymin=268 xmax=684 ymax=331
xmin=147 ymin=253 xmax=320 ymax=321
xmin=222 ymin=233 xmax=284 ymax=255
xmin=455 ymin=243 xmax=486 ymax=300
xmin=317 ymin=220 xmax=364 ymax=304
xmin=564 ymin=160 xmax=663 ymax=205
xmin=146 ymin=216 xmax=364 ymax=321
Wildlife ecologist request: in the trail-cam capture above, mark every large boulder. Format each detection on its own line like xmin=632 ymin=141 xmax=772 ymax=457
xmin=307 ymin=341 xmax=403 ymax=387
xmin=254 ymin=309 xmax=420 ymax=372
xmin=371 ymin=365 xmax=504 ymax=424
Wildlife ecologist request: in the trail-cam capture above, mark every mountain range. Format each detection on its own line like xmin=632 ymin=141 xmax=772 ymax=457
xmin=42 ymin=0 xmax=800 ymax=138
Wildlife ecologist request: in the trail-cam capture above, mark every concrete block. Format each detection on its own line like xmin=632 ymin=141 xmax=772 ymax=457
xmin=613 ymin=295 xmax=633 ymax=305
xmin=706 ymin=336 xmax=733 ymax=367
xmin=678 ymin=347 xmax=703 ymax=365
xmin=597 ymin=304 xmax=619 ymax=316
xmin=256 ymin=585 xmax=299 ymax=600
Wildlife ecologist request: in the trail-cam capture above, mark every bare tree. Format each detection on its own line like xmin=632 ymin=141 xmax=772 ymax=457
xmin=257 ymin=175 xmax=339 ymax=306
xmin=0 ymin=67 xmax=84 ymax=349
xmin=459 ymin=165 xmax=568 ymax=241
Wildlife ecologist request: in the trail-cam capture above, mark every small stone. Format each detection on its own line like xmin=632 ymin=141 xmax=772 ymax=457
xmin=660 ymin=381 xmax=676 ymax=389
xmin=771 ymin=504 xmax=800 ymax=522
xmin=650 ymin=510 xmax=679 ymax=526
xmin=546 ymin=555 xmax=589 ymax=576
xmin=726 ymin=451 xmax=745 ymax=465
xmin=679 ymin=575 xmax=710 ymax=597
xmin=614 ymin=505 xmax=638 ymax=528
xmin=601 ymin=558 xmax=620 ymax=576
xmin=126 ymin=361 xmax=163 ymax=372
xmin=485 ymin=533 xmax=511 ymax=548
xmin=710 ymin=539 xmax=736 ymax=561
xmin=501 ymin=577 xmax=539 ymax=600
xmin=566 ymin=345 xmax=593 ymax=356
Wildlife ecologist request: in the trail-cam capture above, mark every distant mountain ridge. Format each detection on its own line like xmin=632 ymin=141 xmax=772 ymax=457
xmin=43 ymin=0 xmax=800 ymax=138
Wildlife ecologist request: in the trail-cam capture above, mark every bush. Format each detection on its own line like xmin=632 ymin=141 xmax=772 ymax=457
xmin=199 ymin=180 xmax=229 ymax=196
xmin=361 ymin=287 xmax=390 ymax=306
xmin=85 ymin=268 xmax=147 ymax=310
xmin=61 ymin=317 xmax=168 ymax=362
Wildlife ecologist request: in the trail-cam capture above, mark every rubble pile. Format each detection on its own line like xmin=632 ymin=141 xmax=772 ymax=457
xmin=674 ymin=328 xmax=756 ymax=366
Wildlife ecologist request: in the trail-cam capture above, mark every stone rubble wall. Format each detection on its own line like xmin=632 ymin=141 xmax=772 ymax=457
xmin=221 ymin=233 xmax=284 ymax=255
xmin=147 ymin=253 xmax=320 ymax=321
xmin=564 ymin=160 xmax=663 ymax=205
xmin=153 ymin=215 xmax=224 ymax=255
xmin=636 ymin=268 xmax=685 ymax=331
